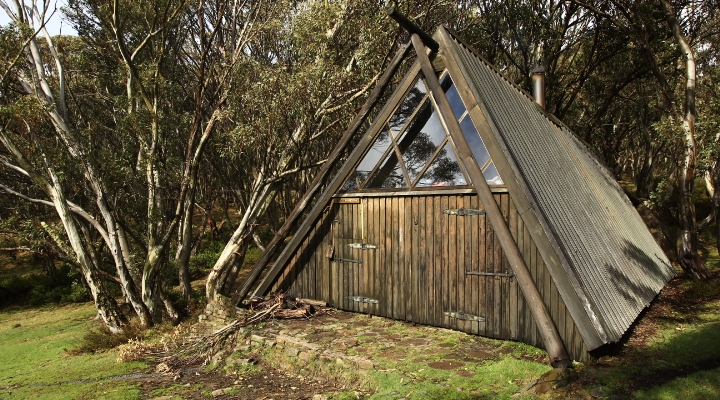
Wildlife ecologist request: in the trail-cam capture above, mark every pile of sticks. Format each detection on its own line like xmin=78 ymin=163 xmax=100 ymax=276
xmin=163 ymin=294 xmax=328 ymax=368
xmin=247 ymin=293 xmax=328 ymax=319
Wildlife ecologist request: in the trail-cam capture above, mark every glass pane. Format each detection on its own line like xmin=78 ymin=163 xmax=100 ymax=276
xmin=440 ymin=74 xmax=466 ymax=120
xmin=460 ymin=116 xmax=490 ymax=168
xmin=396 ymin=102 xmax=447 ymax=183
xmin=388 ymin=78 xmax=428 ymax=137
xmin=341 ymin=172 xmax=360 ymax=191
xmin=365 ymin=149 xmax=407 ymax=189
xmin=483 ymin=162 xmax=503 ymax=185
xmin=416 ymin=142 xmax=467 ymax=187
xmin=350 ymin=129 xmax=392 ymax=189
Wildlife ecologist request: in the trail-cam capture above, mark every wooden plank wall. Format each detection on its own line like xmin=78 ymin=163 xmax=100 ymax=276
xmin=272 ymin=193 xmax=589 ymax=362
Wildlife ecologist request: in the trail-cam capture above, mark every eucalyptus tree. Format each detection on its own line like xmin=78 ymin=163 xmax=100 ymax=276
xmin=570 ymin=0 xmax=715 ymax=279
xmin=0 ymin=0 xmax=128 ymax=332
xmin=61 ymin=0 xmax=289 ymax=320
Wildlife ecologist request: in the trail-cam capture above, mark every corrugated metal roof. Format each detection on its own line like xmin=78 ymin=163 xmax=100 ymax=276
xmin=444 ymin=28 xmax=674 ymax=343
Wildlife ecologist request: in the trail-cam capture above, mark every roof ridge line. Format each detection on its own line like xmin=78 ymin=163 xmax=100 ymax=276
xmin=440 ymin=26 xmax=610 ymax=176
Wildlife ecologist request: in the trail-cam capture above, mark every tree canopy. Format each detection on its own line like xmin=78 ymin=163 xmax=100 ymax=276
xmin=1 ymin=0 xmax=719 ymax=331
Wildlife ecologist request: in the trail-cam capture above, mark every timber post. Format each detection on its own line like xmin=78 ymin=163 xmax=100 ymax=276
xmin=410 ymin=32 xmax=572 ymax=368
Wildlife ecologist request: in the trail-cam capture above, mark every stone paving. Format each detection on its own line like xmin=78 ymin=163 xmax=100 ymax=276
xmin=234 ymin=310 xmax=531 ymax=376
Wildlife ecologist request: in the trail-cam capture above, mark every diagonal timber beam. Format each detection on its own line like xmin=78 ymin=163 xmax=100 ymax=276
xmin=235 ymin=40 xmax=413 ymax=303
xmin=410 ymin=33 xmax=572 ymax=368
xmin=387 ymin=8 xmax=439 ymax=53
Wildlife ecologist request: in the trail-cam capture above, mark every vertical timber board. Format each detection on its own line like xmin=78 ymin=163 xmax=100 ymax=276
xmin=484 ymin=193 xmax=494 ymax=336
xmin=522 ymin=225 xmax=532 ymax=343
xmin=343 ymin=204 xmax=353 ymax=312
xmin=378 ymin=197 xmax=392 ymax=318
xmin=462 ymin=195 xmax=472 ymax=334
xmin=448 ymin=195 xmax=458 ymax=331
xmin=509 ymin=197 xmax=519 ymax=340
xmin=397 ymin=197 xmax=406 ymax=320
xmin=432 ymin=194 xmax=441 ymax=327
xmin=344 ymin=204 xmax=353 ymax=311
xmin=321 ymin=210 xmax=331 ymax=304
xmin=413 ymin=196 xmax=424 ymax=325
xmin=519 ymin=221 xmax=530 ymax=341
xmin=422 ymin=195 xmax=431 ymax=325
xmin=406 ymin=196 xmax=415 ymax=322
xmin=370 ymin=197 xmax=380 ymax=315
xmin=366 ymin=198 xmax=375 ymax=314
xmin=440 ymin=195 xmax=450 ymax=329
xmin=478 ymin=197 xmax=487 ymax=336
xmin=406 ymin=196 xmax=425 ymax=323
xmin=543 ymin=250 xmax=552 ymax=331
xmin=491 ymin=193 xmax=501 ymax=338
xmin=501 ymin=193 xmax=511 ymax=339
xmin=308 ymin=215 xmax=318 ymax=299
xmin=528 ymin=236 xmax=542 ymax=343
xmin=390 ymin=197 xmax=400 ymax=319
xmin=469 ymin=195 xmax=480 ymax=335
xmin=353 ymin=202 xmax=362 ymax=313
xmin=373 ymin=197 xmax=382 ymax=316
xmin=330 ymin=209 xmax=340 ymax=308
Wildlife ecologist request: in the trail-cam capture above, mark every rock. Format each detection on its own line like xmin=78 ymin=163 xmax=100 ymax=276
xmin=285 ymin=347 xmax=300 ymax=357
xmin=265 ymin=340 xmax=277 ymax=348
xmin=299 ymin=351 xmax=314 ymax=362
xmin=251 ymin=334 xmax=265 ymax=344
xmin=225 ymin=353 xmax=255 ymax=368
xmin=234 ymin=344 xmax=250 ymax=352
xmin=312 ymin=395 xmax=328 ymax=400
xmin=336 ymin=358 xmax=346 ymax=366
xmin=517 ymin=368 xmax=578 ymax=396
xmin=299 ymin=369 xmax=311 ymax=377
xmin=155 ymin=362 xmax=172 ymax=374
xmin=198 ymin=314 xmax=207 ymax=321
xmin=591 ymin=387 xmax=607 ymax=398
xmin=356 ymin=359 xmax=374 ymax=370
xmin=211 ymin=388 xmax=226 ymax=397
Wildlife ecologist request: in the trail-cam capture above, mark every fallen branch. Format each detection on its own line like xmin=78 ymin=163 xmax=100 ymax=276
xmin=161 ymin=293 xmax=330 ymax=368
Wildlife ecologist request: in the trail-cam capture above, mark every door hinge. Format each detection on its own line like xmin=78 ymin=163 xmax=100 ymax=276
xmin=444 ymin=311 xmax=485 ymax=322
xmin=465 ymin=270 xmax=514 ymax=277
xmin=348 ymin=243 xmax=378 ymax=250
xmin=444 ymin=208 xmax=486 ymax=216
xmin=332 ymin=257 xmax=362 ymax=264
xmin=348 ymin=296 xmax=379 ymax=304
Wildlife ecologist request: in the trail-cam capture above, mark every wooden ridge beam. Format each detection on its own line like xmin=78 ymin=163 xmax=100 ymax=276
xmin=387 ymin=8 xmax=439 ymax=53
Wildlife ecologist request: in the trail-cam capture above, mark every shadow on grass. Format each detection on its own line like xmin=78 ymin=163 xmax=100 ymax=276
xmin=590 ymin=277 xmax=720 ymax=394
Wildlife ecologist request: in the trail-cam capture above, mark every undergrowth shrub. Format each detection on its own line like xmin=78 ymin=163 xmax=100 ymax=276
xmin=190 ymin=240 xmax=225 ymax=273
xmin=0 ymin=264 xmax=90 ymax=307
xmin=76 ymin=318 xmax=146 ymax=354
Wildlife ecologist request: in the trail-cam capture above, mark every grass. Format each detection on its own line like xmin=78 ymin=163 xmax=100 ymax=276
xmin=572 ymin=262 xmax=720 ymax=398
xmin=0 ymin=303 xmax=147 ymax=399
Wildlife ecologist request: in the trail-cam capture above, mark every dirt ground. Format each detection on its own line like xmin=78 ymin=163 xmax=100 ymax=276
xmin=136 ymin=363 xmax=343 ymax=400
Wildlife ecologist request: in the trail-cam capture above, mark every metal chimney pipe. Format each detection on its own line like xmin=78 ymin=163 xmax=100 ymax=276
xmin=530 ymin=65 xmax=546 ymax=110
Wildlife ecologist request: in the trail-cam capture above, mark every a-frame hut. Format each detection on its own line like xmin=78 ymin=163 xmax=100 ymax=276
xmin=246 ymin=25 xmax=674 ymax=365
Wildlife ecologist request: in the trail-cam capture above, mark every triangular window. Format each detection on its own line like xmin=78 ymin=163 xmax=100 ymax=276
xmin=342 ymin=73 xmax=471 ymax=191
xmin=440 ymin=73 xmax=503 ymax=186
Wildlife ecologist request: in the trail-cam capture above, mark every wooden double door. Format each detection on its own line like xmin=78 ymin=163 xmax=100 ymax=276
xmin=326 ymin=193 xmax=516 ymax=339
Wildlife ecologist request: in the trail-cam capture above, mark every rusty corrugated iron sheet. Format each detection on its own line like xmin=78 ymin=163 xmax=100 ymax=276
xmin=445 ymin=28 xmax=674 ymax=345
